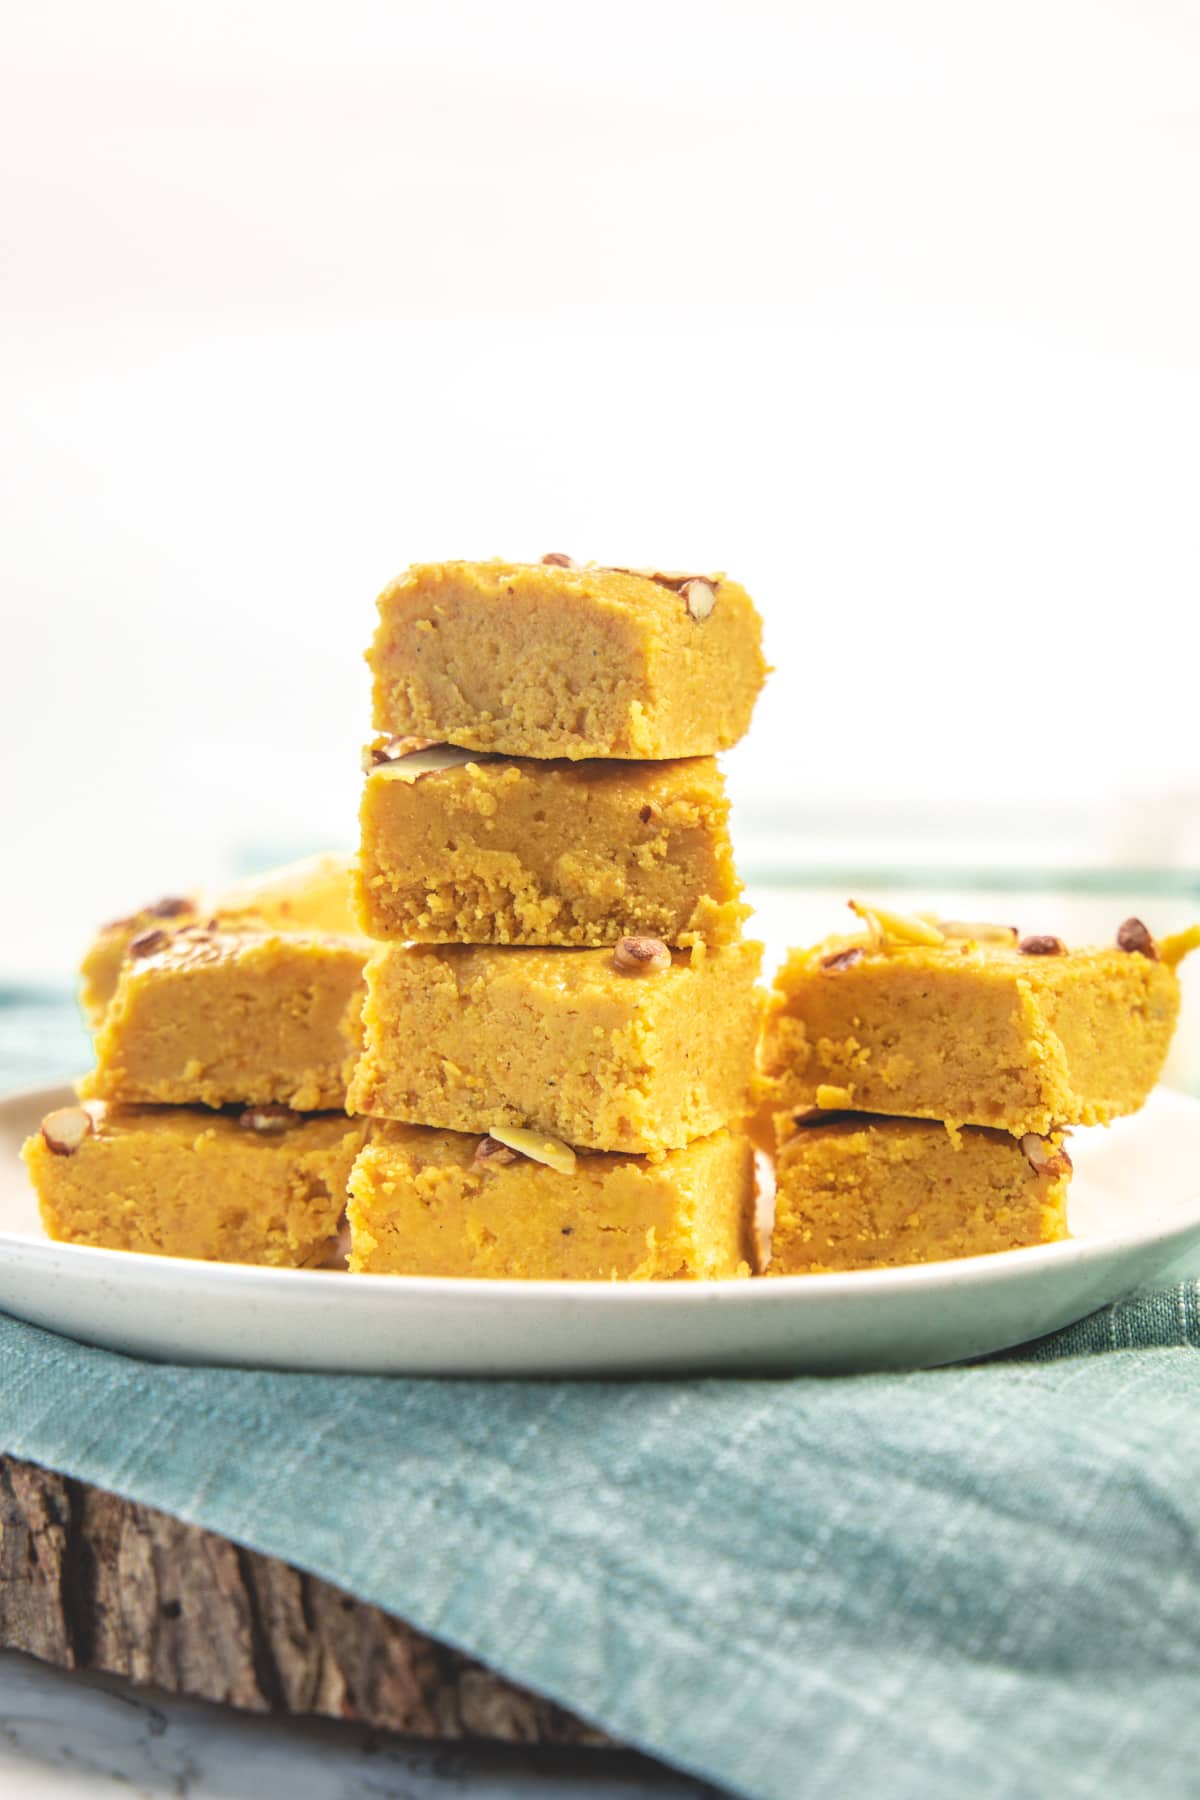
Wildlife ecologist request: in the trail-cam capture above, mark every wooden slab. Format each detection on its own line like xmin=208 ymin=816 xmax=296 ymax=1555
xmin=0 ymin=1453 xmax=604 ymax=1744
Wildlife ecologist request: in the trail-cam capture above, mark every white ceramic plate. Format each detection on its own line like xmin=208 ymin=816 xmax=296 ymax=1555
xmin=3 ymin=1083 xmax=1200 ymax=1375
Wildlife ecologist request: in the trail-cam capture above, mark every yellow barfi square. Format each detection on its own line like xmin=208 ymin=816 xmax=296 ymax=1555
xmin=348 ymin=939 xmax=764 ymax=1152
xmin=348 ymin=1123 xmax=757 ymax=1280
xmin=79 ymin=852 xmax=359 ymax=1031
xmin=769 ymin=1114 xmax=1070 ymax=1274
xmin=358 ymin=745 xmax=746 ymax=947
xmin=759 ymin=917 xmax=1187 ymax=1136
xmin=369 ymin=559 xmax=767 ymax=760
xmin=23 ymin=1102 xmax=366 ymax=1267
xmin=80 ymin=927 xmax=366 ymax=1112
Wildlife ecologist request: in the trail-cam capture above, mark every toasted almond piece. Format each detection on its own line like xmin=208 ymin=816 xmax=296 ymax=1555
xmin=681 ymin=577 xmax=718 ymax=621
xmin=367 ymin=743 xmax=486 ymax=783
xmin=612 ymin=935 xmax=672 ymax=976
xmin=488 ymin=1126 xmax=577 ymax=1176
xmin=608 ymin=566 xmax=690 ymax=589
xmin=41 ymin=1106 xmax=94 ymax=1156
xmin=237 ymin=1104 xmax=303 ymax=1134
xmin=540 ymin=551 xmax=575 ymax=567
xmin=1116 ymin=917 xmax=1157 ymax=959
xmin=848 ymin=899 xmax=945 ymax=949
xmin=608 ymin=565 xmax=721 ymax=598
xmin=781 ymin=1108 xmax=859 ymax=1150
xmin=128 ymin=927 xmax=170 ymax=959
xmin=820 ymin=945 xmax=863 ymax=973
xmin=1020 ymin=1133 xmax=1073 ymax=1178
xmin=1159 ymin=923 xmax=1200 ymax=969
xmin=362 ymin=734 xmax=439 ymax=772
xmin=939 ymin=920 xmax=1019 ymax=945
xmin=474 ymin=1134 xmax=519 ymax=1168
xmin=851 ymin=905 xmax=884 ymax=951
xmin=1019 ymin=934 xmax=1066 ymax=956
xmin=146 ymin=895 xmax=196 ymax=920
xmin=103 ymin=895 xmax=196 ymax=932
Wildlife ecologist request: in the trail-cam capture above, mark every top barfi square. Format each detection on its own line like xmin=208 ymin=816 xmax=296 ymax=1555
xmin=368 ymin=558 xmax=767 ymax=760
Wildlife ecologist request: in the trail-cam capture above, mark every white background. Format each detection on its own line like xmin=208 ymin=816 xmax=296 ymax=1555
xmin=3 ymin=1 xmax=1199 ymax=981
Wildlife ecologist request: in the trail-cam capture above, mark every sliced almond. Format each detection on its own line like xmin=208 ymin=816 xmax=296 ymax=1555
xmin=608 ymin=565 xmax=721 ymax=606
xmin=1020 ymin=1134 xmax=1073 ymax=1179
xmin=362 ymin=734 xmax=438 ymax=772
xmin=487 ymin=1126 xmax=577 ymax=1176
xmin=851 ymin=906 xmax=884 ymax=951
xmin=365 ymin=742 xmax=485 ymax=783
xmin=128 ymin=927 xmax=170 ymax=959
xmin=238 ymin=1104 xmax=303 ymax=1134
xmin=1159 ymin=923 xmax=1200 ymax=969
xmin=848 ymin=900 xmax=945 ymax=949
xmin=608 ymin=566 xmax=691 ymax=589
xmin=1019 ymin=934 xmax=1066 ymax=957
xmin=41 ymin=1106 xmax=94 ymax=1156
xmin=145 ymin=895 xmax=196 ymax=920
xmin=681 ymin=577 xmax=718 ymax=621
xmin=939 ymin=920 xmax=1019 ymax=945
xmin=541 ymin=552 xmax=576 ymax=568
xmin=820 ymin=945 xmax=863 ymax=973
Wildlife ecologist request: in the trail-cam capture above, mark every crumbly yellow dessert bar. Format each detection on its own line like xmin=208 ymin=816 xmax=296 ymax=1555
xmin=758 ymin=907 xmax=1195 ymax=1137
xmin=768 ymin=1113 xmax=1071 ymax=1274
xmin=358 ymin=743 xmax=746 ymax=947
xmin=368 ymin=558 xmax=767 ymax=760
xmin=348 ymin=938 xmax=763 ymax=1153
xmin=22 ymin=1101 xmax=366 ymax=1267
xmin=80 ymin=927 xmax=366 ymax=1112
xmin=348 ymin=1122 xmax=756 ymax=1279
xmin=80 ymin=852 xmax=359 ymax=1030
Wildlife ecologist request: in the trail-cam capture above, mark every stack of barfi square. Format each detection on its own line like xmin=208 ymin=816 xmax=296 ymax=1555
xmin=24 ymin=855 xmax=371 ymax=1267
xmin=347 ymin=556 xmax=769 ymax=1280
xmin=757 ymin=904 xmax=1198 ymax=1274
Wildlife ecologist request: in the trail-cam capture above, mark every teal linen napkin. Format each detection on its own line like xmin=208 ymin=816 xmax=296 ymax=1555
xmin=5 ymin=999 xmax=1200 ymax=1798
xmin=3 ymin=1299 xmax=1200 ymax=1800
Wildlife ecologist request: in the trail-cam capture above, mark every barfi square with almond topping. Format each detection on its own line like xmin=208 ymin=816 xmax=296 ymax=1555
xmin=348 ymin=1122 xmax=756 ymax=1280
xmin=768 ymin=1114 xmax=1070 ymax=1274
xmin=758 ymin=923 xmax=1183 ymax=1136
xmin=23 ymin=1102 xmax=367 ymax=1267
xmin=357 ymin=743 xmax=746 ymax=947
xmin=80 ymin=927 xmax=367 ymax=1112
xmin=79 ymin=851 xmax=359 ymax=1031
xmin=348 ymin=939 xmax=763 ymax=1153
xmin=368 ymin=559 xmax=767 ymax=760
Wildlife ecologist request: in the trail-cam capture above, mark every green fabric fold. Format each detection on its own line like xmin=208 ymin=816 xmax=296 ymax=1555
xmin=3 ymin=1292 xmax=1199 ymax=1800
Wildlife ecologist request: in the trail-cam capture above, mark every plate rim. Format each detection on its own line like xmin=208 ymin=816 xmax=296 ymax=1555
xmin=4 ymin=1081 xmax=1200 ymax=1310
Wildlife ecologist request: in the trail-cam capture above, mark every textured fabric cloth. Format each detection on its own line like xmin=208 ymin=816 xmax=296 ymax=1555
xmin=5 ymin=1002 xmax=1200 ymax=1797
xmin=0 ymin=987 xmax=90 ymax=1092
xmin=5 ymin=1303 xmax=1200 ymax=1798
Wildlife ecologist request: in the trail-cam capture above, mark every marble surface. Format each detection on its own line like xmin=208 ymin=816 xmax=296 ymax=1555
xmin=0 ymin=1650 xmax=723 ymax=1799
